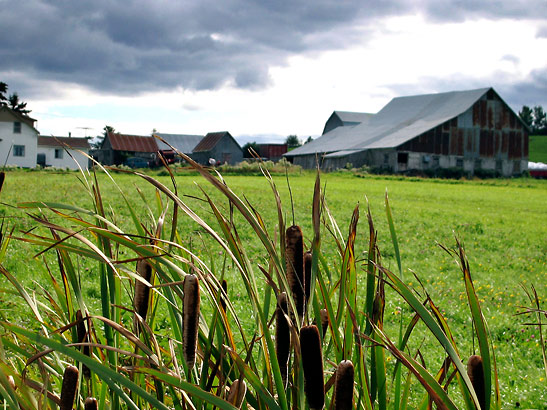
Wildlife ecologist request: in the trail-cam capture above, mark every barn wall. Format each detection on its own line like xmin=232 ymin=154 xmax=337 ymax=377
xmin=397 ymin=90 xmax=528 ymax=176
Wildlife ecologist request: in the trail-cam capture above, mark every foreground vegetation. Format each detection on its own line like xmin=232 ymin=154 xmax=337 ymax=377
xmin=0 ymin=165 xmax=545 ymax=409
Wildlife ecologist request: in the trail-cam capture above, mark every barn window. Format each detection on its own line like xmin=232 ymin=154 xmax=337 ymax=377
xmin=474 ymin=159 xmax=481 ymax=169
xmin=55 ymin=148 xmax=63 ymax=159
xmin=432 ymin=156 xmax=440 ymax=167
xmin=13 ymin=122 xmax=21 ymax=133
xmin=456 ymin=158 xmax=463 ymax=168
xmin=397 ymin=152 xmax=408 ymax=164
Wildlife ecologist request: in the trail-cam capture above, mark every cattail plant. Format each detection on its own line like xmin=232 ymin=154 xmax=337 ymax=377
xmin=60 ymin=365 xmax=79 ymax=410
xmin=8 ymin=375 xmax=15 ymax=390
xmin=227 ymin=379 xmax=247 ymax=409
xmin=319 ymin=308 xmax=329 ymax=338
xmin=133 ymin=259 xmax=153 ymax=326
xmin=275 ymin=292 xmax=291 ymax=386
xmin=84 ymin=397 xmax=98 ymax=410
xmin=304 ymin=250 xmax=312 ymax=310
xmin=183 ymin=273 xmax=200 ymax=369
xmin=285 ymin=225 xmax=304 ymax=321
xmin=300 ymin=324 xmax=324 ymax=410
xmin=220 ymin=279 xmax=228 ymax=313
xmin=467 ymin=355 xmax=485 ymax=410
xmin=334 ymin=360 xmax=354 ymax=410
xmin=76 ymin=309 xmax=91 ymax=378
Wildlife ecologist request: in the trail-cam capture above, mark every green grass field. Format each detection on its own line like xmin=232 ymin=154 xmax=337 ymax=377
xmin=530 ymin=134 xmax=547 ymax=163
xmin=1 ymin=169 xmax=546 ymax=407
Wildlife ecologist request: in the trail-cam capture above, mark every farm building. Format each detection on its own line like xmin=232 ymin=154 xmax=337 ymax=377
xmin=154 ymin=132 xmax=204 ymax=163
xmin=37 ymin=136 xmax=90 ymax=170
xmin=285 ymin=88 xmax=529 ymax=176
xmin=256 ymin=143 xmax=288 ymax=161
xmin=95 ymin=132 xmax=159 ymax=166
xmin=190 ymin=131 xmax=243 ymax=165
xmin=0 ymin=106 xmax=39 ymax=168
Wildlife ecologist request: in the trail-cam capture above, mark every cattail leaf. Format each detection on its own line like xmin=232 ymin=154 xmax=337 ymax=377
xmin=227 ymin=379 xmax=247 ymax=409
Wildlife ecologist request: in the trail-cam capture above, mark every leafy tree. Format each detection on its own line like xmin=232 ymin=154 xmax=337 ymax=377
xmin=103 ymin=125 xmax=115 ymax=138
xmin=304 ymin=136 xmax=313 ymax=144
xmin=0 ymin=82 xmax=7 ymax=105
xmin=533 ymin=106 xmax=547 ymax=134
xmin=285 ymin=135 xmax=301 ymax=149
xmin=8 ymin=92 xmax=31 ymax=114
xmin=0 ymin=82 xmax=31 ymax=114
xmin=519 ymin=105 xmax=533 ymax=128
xmin=242 ymin=141 xmax=259 ymax=158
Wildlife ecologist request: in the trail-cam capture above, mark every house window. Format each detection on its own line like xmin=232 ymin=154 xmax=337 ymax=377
xmin=13 ymin=145 xmax=25 ymax=157
xmin=13 ymin=122 xmax=21 ymax=133
xmin=55 ymin=148 xmax=63 ymax=159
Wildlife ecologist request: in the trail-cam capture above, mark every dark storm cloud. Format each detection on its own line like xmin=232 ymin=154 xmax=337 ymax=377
xmin=386 ymin=68 xmax=547 ymax=112
xmin=0 ymin=0 xmax=545 ymax=97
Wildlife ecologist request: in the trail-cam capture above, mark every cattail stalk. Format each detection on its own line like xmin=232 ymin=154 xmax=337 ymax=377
xmin=285 ymin=225 xmax=304 ymax=321
xmin=84 ymin=397 xmax=98 ymax=410
xmin=334 ymin=360 xmax=354 ymax=410
xmin=275 ymin=292 xmax=291 ymax=386
xmin=227 ymin=379 xmax=247 ymax=409
xmin=304 ymin=250 xmax=312 ymax=310
xmin=60 ymin=365 xmax=79 ymax=410
xmin=183 ymin=274 xmax=200 ymax=369
xmin=300 ymin=325 xmax=324 ymax=410
xmin=467 ymin=355 xmax=485 ymax=410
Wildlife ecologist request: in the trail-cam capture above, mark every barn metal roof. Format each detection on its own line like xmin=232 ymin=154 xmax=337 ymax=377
xmin=38 ymin=136 xmax=90 ymax=149
xmin=154 ymin=133 xmax=204 ymax=154
xmin=193 ymin=131 xmax=229 ymax=152
xmin=287 ymin=88 xmax=492 ymax=157
xmin=107 ymin=132 xmax=159 ymax=152
xmin=334 ymin=111 xmax=374 ymax=125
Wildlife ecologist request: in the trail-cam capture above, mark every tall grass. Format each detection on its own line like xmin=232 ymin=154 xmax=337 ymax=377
xmin=0 ymin=156 xmax=507 ymax=409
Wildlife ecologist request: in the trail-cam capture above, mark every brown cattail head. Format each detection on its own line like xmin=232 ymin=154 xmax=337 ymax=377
xmin=76 ymin=310 xmax=91 ymax=378
xmin=334 ymin=360 xmax=354 ymax=410
xmin=304 ymin=250 xmax=313 ymax=308
xmin=300 ymin=325 xmax=324 ymax=410
xmin=183 ymin=274 xmax=200 ymax=369
xmin=227 ymin=379 xmax=247 ymax=409
xmin=319 ymin=308 xmax=329 ymax=338
xmin=275 ymin=292 xmax=291 ymax=386
xmin=467 ymin=355 xmax=485 ymax=410
xmin=285 ymin=225 xmax=304 ymax=321
xmin=134 ymin=259 xmax=153 ymax=321
xmin=60 ymin=365 xmax=79 ymax=410
xmin=84 ymin=397 xmax=98 ymax=410
xmin=220 ymin=279 xmax=228 ymax=313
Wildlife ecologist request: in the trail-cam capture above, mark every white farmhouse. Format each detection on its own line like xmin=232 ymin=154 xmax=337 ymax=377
xmin=37 ymin=136 xmax=90 ymax=170
xmin=0 ymin=106 xmax=39 ymax=168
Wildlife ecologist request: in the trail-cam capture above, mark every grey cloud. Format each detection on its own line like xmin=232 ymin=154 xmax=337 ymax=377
xmin=1 ymin=0 xmax=545 ymax=98
xmin=537 ymin=25 xmax=547 ymax=38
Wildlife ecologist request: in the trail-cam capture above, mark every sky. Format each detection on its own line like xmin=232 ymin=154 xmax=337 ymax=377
xmin=1 ymin=0 xmax=547 ymax=144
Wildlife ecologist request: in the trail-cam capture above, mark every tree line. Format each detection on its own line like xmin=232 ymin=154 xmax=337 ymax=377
xmin=519 ymin=105 xmax=547 ymax=135
xmin=0 ymin=81 xmax=31 ymax=115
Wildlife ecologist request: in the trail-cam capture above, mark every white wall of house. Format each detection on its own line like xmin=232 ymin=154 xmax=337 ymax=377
xmin=37 ymin=145 xmax=89 ymax=170
xmin=0 ymin=115 xmax=38 ymax=168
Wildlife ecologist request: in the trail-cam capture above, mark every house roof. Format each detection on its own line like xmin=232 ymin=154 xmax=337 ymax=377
xmin=154 ymin=133 xmax=204 ymax=154
xmin=0 ymin=106 xmax=39 ymax=132
xmin=193 ymin=131 xmax=231 ymax=152
xmin=287 ymin=88 xmax=495 ymax=157
xmin=107 ymin=132 xmax=159 ymax=152
xmin=38 ymin=136 xmax=89 ymax=149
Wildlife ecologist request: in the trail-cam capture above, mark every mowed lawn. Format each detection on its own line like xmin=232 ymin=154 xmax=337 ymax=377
xmin=1 ymin=169 xmax=546 ymax=407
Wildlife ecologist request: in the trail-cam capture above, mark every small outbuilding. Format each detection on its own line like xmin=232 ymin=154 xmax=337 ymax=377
xmin=37 ymin=136 xmax=90 ymax=170
xmin=190 ymin=131 xmax=243 ymax=165
xmin=96 ymin=132 xmax=159 ymax=166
